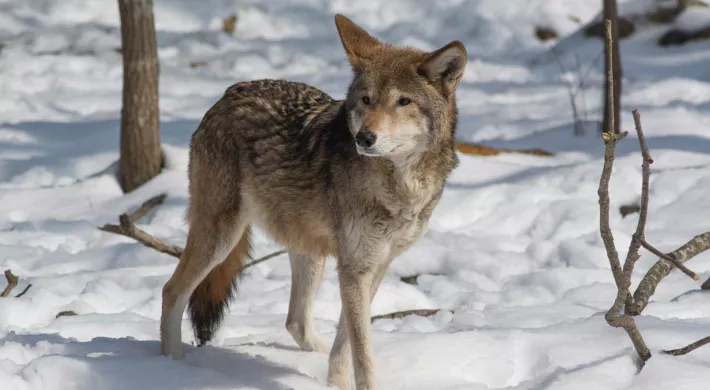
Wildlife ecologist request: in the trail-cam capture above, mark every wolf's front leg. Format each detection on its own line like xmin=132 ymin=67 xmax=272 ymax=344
xmin=328 ymin=260 xmax=391 ymax=389
xmin=329 ymin=264 xmax=379 ymax=390
xmin=286 ymin=251 xmax=330 ymax=353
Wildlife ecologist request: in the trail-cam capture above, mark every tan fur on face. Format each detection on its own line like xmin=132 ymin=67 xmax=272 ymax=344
xmin=351 ymin=90 xmax=431 ymax=157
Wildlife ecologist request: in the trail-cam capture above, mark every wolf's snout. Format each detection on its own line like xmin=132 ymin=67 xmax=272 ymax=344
xmin=355 ymin=131 xmax=377 ymax=148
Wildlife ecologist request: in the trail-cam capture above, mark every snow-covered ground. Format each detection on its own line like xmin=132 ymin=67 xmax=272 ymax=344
xmin=1 ymin=0 xmax=710 ymax=388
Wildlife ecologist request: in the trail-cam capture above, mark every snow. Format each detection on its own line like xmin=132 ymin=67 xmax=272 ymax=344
xmin=1 ymin=0 xmax=710 ymax=388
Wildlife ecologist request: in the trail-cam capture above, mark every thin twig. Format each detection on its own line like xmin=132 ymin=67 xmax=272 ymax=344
xmin=574 ymin=54 xmax=589 ymax=125
xmin=15 ymin=284 xmax=32 ymax=298
xmin=1 ymin=270 xmax=19 ymax=298
xmin=99 ymin=214 xmax=184 ymax=258
xmin=636 ymin=237 xmax=699 ymax=281
xmin=99 ymin=216 xmax=285 ymax=268
xmin=581 ymin=49 xmax=605 ymax=89
xmin=621 ymin=110 xmax=652 ymax=295
xmin=98 ymin=194 xmax=182 ymax=256
xmin=702 ymin=276 xmax=710 ymax=290
xmin=606 ymin=20 xmax=616 ymax=135
xmin=371 ymin=309 xmax=440 ymax=323
xmin=128 ymin=194 xmax=167 ymax=222
xmin=619 ymin=109 xmax=653 ymax=323
xmin=663 ymin=336 xmax=710 ymax=356
xmin=627 ymin=232 xmax=710 ymax=315
xmin=599 ymin=130 xmax=628 ymax=290
xmin=98 ymin=195 xmax=286 ymax=269
xmin=244 ymin=249 xmax=288 ymax=269
xmin=56 ymin=310 xmax=78 ymax=319
xmin=551 ymin=49 xmax=585 ymax=136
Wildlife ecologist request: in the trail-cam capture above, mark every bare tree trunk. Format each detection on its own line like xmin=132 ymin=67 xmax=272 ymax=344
xmin=118 ymin=0 xmax=162 ymax=193
xmin=602 ymin=0 xmax=622 ymax=134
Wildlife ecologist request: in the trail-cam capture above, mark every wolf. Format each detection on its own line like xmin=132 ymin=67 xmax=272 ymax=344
xmin=159 ymin=14 xmax=467 ymax=390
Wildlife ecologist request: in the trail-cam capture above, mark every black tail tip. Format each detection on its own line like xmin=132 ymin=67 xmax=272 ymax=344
xmin=187 ymin=281 xmax=236 ymax=347
xmin=196 ymin=329 xmax=213 ymax=347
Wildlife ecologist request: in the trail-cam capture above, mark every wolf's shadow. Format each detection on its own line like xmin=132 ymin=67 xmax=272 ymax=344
xmin=4 ymin=332 xmax=324 ymax=390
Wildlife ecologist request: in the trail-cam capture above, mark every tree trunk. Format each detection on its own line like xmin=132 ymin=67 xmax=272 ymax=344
xmin=118 ymin=0 xmax=162 ymax=193
xmin=602 ymin=0 xmax=622 ymax=134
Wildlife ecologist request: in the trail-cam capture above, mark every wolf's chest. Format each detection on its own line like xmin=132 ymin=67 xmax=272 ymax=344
xmin=377 ymin=189 xmax=436 ymax=248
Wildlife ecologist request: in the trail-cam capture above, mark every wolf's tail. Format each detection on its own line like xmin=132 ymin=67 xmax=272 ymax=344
xmin=187 ymin=226 xmax=251 ymax=346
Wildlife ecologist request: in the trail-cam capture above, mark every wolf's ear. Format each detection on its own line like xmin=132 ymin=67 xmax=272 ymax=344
xmin=418 ymin=41 xmax=467 ymax=90
xmin=334 ymin=14 xmax=380 ymax=69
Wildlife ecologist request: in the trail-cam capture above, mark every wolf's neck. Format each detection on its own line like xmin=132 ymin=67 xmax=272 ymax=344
xmin=372 ymin=143 xmax=453 ymax=207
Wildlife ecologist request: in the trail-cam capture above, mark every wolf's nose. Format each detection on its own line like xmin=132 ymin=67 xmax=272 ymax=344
xmin=355 ymin=131 xmax=377 ymax=148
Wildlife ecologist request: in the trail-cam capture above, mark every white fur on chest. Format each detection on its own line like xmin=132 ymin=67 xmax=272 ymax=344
xmin=380 ymin=168 xmax=437 ymax=247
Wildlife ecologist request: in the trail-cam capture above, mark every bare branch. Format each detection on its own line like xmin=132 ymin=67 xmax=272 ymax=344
xmin=636 ymin=236 xmax=699 ymax=280
xmin=244 ymin=249 xmax=288 ymax=269
xmin=551 ymin=49 xmax=584 ymax=136
xmin=455 ymin=141 xmax=553 ymax=157
xmin=574 ymin=54 xmax=589 ymax=126
xmin=371 ymin=309 xmax=440 ymax=323
xmin=1 ymin=270 xmax=19 ymax=298
xmin=628 ymin=232 xmax=710 ymax=315
xmin=598 ymin=130 xmax=629 ymax=290
xmin=663 ymin=336 xmax=710 ymax=356
xmin=621 ymin=114 xmax=701 ymax=283
xmin=56 ymin=310 xmax=78 ymax=319
xmin=605 ymin=19 xmax=617 ymax=135
xmin=598 ymin=19 xmax=651 ymax=362
xmin=99 ymin=214 xmax=184 ymax=258
xmin=98 ymin=195 xmax=286 ymax=269
xmin=620 ymin=109 xmax=652 ymax=293
xmin=15 ymin=284 xmax=32 ymax=298
xmin=128 ymin=193 xmax=166 ymax=222
xmin=702 ymin=276 xmax=710 ymax=290
xmin=602 ymin=0 xmax=622 ymax=134
xmin=598 ymin=126 xmax=649 ymax=360
xmin=98 ymin=194 xmax=181 ymax=256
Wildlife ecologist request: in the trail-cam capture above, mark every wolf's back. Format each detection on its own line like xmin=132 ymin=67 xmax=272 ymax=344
xmin=184 ymin=79 xmax=349 ymax=346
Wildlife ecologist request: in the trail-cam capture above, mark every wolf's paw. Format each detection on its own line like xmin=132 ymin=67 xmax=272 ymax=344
xmin=327 ymin=373 xmax=352 ymax=390
xmin=160 ymin=339 xmax=185 ymax=360
xmin=286 ymin=321 xmax=331 ymax=353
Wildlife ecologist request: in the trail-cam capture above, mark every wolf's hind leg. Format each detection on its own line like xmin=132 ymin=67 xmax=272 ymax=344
xmin=285 ymin=251 xmax=329 ymax=353
xmin=160 ymin=213 xmax=248 ymax=359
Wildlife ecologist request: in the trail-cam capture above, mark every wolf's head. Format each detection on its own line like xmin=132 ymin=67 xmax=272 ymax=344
xmin=335 ymin=14 xmax=467 ymax=159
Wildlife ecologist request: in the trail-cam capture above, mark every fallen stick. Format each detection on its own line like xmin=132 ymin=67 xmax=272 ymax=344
xmin=98 ymin=194 xmax=286 ymax=268
xmin=127 ymin=194 xmax=166 ymax=222
xmin=15 ymin=284 xmax=32 ymax=298
xmin=663 ymin=336 xmax=710 ymax=356
xmin=455 ymin=141 xmax=553 ymax=157
xmin=99 ymin=214 xmax=184 ymax=258
xmin=371 ymin=309 xmax=440 ymax=323
xmin=627 ymin=232 xmax=710 ymax=315
xmin=1 ymin=270 xmax=18 ymax=298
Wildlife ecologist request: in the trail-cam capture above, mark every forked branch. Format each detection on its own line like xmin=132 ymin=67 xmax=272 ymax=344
xmin=598 ymin=20 xmax=709 ymax=362
xmin=598 ymin=19 xmax=650 ymax=362
xmin=628 ymin=232 xmax=710 ymax=315
xmin=98 ymin=194 xmax=286 ymax=268
xmin=99 ymin=213 xmax=184 ymax=258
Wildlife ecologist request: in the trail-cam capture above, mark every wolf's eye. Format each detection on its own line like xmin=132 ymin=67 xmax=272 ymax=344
xmin=362 ymin=96 xmax=371 ymax=105
xmin=397 ymin=97 xmax=411 ymax=106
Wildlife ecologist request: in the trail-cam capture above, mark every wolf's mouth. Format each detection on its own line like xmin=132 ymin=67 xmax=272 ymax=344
xmin=356 ymin=145 xmax=381 ymax=157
